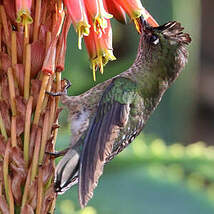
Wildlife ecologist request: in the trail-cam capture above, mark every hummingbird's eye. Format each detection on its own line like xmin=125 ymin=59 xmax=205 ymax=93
xmin=150 ymin=34 xmax=159 ymax=45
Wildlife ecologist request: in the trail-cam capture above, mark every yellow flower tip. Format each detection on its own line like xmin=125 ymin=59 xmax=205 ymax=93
xmin=135 ymin=8 xmax=159 ymax=28
xmin=93 ymin=12 xmax=113 ymax=33
xmin=102 ymin=51 xmax=116 ymax=65
xmin=91 ymin=50 xmax=116 ymax=79
xmin=133 ymin=18 xmax=141 ymax=34
xmin=110 ymin=54 xmax=116 ymax=61
xmin=100 ymin=66 xmax=104 ymax=74
xmin=98 ymin=56 xmax=104 ymax=74
xmin=94 ymin=17 xmax=106 ymax=34
xmin=132 ymin=9 xmax=144 ymax=19
xmin=92 ymin=63 xmax=96 ymax=81
xmin=16 ymin=9 xmax=33 ymax=25
xmin=78 ymin=34 xmax=83 ymax=50
xmin=76 ymin=22 xmax=90 ymax=50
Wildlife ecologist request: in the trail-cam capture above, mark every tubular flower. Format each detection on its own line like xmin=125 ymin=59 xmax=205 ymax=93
xmin=64 ymin=0 xmax=90 ymax=49
xmin=105 ymin=0 xmax=127 ymax=24
xmin=16 ymin=0 xmax=33 ymax=25
xmin=112 ymin=0 xmax=144 ymax=19
xmin=63 ymin=0 xmax=158 ymax=80
xmin=84 ymin=0 xmax=112 ymax=35
xmin=111 ymin=0 xmax=158 ymax=31
xmin=84 ymin=18 xmax=116 ymax=81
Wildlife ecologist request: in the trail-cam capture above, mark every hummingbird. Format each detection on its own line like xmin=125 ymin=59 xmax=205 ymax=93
xmin=52 ymin=18 xmax=191 ymax=208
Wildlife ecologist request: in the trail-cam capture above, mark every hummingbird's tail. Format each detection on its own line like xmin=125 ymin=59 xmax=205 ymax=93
xmin=54 ymin=144 xmax=81 ymax=194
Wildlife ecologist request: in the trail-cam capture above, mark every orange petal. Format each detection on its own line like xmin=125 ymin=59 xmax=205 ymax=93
xmin=84 ymin=0 xmax=112 ymax=34
xmin=64 ymin=0 xmax=90 ymax=49
xmin=105 ymin=0 xmax=127 ymax=24
xmin=84 ymin=24 xmax=97 ymax=80
xmin=114 ymin=0 xmax=143 ymax=19
xmin=84 ymin=18 xmax=115 ymax=80
xmin=113 ymin=0 xmax=158 ymax=27
xmin=56 ymin=16 xmax=72 ymax=71
xmin=84 ymin=16 xmax=97 ymax=60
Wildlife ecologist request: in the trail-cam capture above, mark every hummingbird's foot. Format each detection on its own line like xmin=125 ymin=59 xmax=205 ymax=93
xmin=46 ymin=79 xmax=71 ymax=97
xmin=46 ymin=148 xmax=69 ymax=158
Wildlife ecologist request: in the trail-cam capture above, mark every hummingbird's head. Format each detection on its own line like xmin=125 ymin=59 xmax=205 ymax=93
xmin=137 ymin=18 xmax=191 ymax=83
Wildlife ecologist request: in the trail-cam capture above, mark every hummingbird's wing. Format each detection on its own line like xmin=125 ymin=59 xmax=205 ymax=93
xmin=78 ymin=77 xmax=137 ymax=207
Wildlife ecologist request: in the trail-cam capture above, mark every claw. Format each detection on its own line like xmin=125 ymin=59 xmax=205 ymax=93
xmin=62 ymin=78 xmax=72 ymax=93
xmin=46 ymin=78 xmax=72 ymax=97
xmin=46 ymin=148 xmax=69 ymax=158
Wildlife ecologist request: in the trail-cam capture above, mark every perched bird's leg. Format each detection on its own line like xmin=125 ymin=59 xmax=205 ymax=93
xmin=46 ymin=148 xmax=69 ymax=158
xmin=46 ymin=79 xmax=72 ymax=96
xmin=46 ymin=79 xmax=72 ymax=159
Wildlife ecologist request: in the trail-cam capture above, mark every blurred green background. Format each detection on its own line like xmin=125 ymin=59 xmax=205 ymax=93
xmin=55 ymin=0 xmax=214 ymax=213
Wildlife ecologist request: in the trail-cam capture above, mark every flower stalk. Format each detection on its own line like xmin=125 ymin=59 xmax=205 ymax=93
xmin=11 ymin=32 xmax=17 ymax=66
xmin=33 ymin=0 xmax=41 ymax=41
xmin=11 ymin=116 xmax=17 ymax=147
xmin=0 ymin=1 xmax=70 ymax=212
xmin=24 ymin=44 xmax=31 ymax=100
xmin=0 ymin=5 xmax=10 ymax=52
xmin=39 ymin=110 xmax=50 ymax=164
xmin=33 ymin=74 xmax=50 ymax=125
xmin=7 ymin=68 xmax=16 ymax=116
xmin=0 ymin=112 xmax=7 ymax=140
xmin=36 ymin=167 xmax=43 ymax=214
xmin=3 ymin=142 xmax=10 ymax=205
xmin=24 ymin=96 xmax=33 ymax=165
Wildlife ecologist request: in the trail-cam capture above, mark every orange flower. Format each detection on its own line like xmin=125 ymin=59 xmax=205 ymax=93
xmin=84 ymin=18 xmax=115 ymax=81
xmin=84 ymin=0 xmax=112 ymax=35
xmin=64 ymin=0 xmax=159 ymax=80
xmin=112 ymin=0 xmax=144 ymax=19
xmin=107 ymin=0 xmax=158 ymax=31
xmin=64 ymin=0 xmax=90 ymax=49
xmin=105 ymin=0 xmax=127 ymax=24
xmin=16 ymin=0 xmax=33 ymax=25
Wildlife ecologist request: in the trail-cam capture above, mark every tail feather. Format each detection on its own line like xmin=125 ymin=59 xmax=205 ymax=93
xmin=55 ymin=147 xmax=81 ymax=193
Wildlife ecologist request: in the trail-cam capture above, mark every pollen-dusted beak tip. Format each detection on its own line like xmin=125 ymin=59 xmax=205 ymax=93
xmin=138 ymin=15 xmax=157 ymax=35
xmin=136 ymin=16 xmax=147 ymax=34
xmin=139 ymin=16 xmax=146 ymax=26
